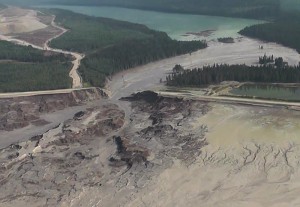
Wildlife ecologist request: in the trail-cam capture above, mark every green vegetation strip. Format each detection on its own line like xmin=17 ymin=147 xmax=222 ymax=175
xmin=166 ymin=64 xmax=300 ymax=87
xmin=0 ymin=41 xmax=72 ymax=92
xmin=46 ymin=9 xmax=207 ymax=87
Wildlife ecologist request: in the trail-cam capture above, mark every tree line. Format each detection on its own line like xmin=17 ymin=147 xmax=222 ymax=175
xmin=166 ymin=63 xmax=300 ymax=87
xmin=0 ymin=41 xmax=69 ymax=62
xmin=0 ymin=62 xmax=72 ymax=92
xmin=239 ymin=12 xmax=300 ymax=53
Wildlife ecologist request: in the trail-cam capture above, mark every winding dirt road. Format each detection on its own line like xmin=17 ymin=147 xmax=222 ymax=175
xmin=0 ymin=10 xmax=83 ymax=88
xmin=44 ymin=15 xmax=84 ymax=88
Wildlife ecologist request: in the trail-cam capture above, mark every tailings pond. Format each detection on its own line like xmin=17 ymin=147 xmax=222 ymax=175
xmin=230 ymin=84 xmax=300 ymax=101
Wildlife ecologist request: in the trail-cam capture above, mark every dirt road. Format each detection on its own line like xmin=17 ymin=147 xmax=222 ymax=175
xmin=158 ymin=91 xmax=300 ymax=108
xmin=0 ymin=7 xmax=83 ymax=88
xmin=0 ymin=88 xmax=91 ymax=99
xmin=44 ymin=15 xmax=84 ymax=88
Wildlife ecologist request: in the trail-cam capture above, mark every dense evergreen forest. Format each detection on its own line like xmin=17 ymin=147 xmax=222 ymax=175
xmin=35 ymin=1 xmax=300 ymax=57
xmin=166 ymin=64 xmax=300 ymax=87
xmin=0 ymin=41 xmax=72 ymax=92
xmin=0 ymin=41 xmax=68 ymax=62
xmin=47 ymin=9 xmax=207 ymax=87
xmin=240 ymin=13 xmax=300 ymax=53
xmin=0 ymin=63 xmax=71 ymax=92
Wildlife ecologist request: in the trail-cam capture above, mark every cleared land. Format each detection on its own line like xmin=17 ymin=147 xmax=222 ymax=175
xmin=0 ymin=7 xmax=46 ymax=35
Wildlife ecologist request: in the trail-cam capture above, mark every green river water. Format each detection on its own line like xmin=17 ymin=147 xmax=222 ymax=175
xmin=38 ymin=5 xmax=263 ymax=40
xmin=230 ymin=84 xmax=300 ymax=101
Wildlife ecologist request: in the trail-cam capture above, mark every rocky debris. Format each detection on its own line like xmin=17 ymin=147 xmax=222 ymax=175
xmin=0 ymin=102 xmax=124 ymax=206
xmin=0 ymin=91 xmax=210 ymax=206
xmin=110 ymin=135 xmax=150 ymax=171
xmin=74 ymin=152 xmax=86 ymax=160
xmin=123 ymin=92 xmax=209 ymax=166
xmin=120 ymin=90 xmax=160 ymax=103
xmin=73 ymin=111 xmax=85 ymax=120
xmin=114 ymin=136 xmax=125 ymax=153
xmin=0 ymin=88 xmax=106 ymax=131
xmin=30 ymin=134 xmax=43 ymax=142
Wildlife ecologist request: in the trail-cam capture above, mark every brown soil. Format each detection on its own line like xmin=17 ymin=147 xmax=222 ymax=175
xmin=0 ymin=88 xmax=106 ymax=132
xmin=15 ymin=25 xmax=62 ymax=47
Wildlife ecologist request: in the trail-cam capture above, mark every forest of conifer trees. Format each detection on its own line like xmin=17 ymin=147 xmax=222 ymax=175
xmin=48 ymin=9 xmax=207 ymax=87
xmin=0 ymin=41 xmax=72 ymax=92
xmin=166 ymin=63 xmax=300 ymax=87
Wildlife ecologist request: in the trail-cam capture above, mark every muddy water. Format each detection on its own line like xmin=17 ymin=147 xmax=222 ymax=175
xmin=192 ymin=103 xmax=300 ymax=146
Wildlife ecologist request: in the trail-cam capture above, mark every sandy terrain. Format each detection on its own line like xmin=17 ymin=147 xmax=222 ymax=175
xmin=108 ymin=37 xmax=300 ymax=100
xmin=37 ymin=93 xmax=300 ymax=207
xmin=114 ymin=102 xmax=300 ymax=207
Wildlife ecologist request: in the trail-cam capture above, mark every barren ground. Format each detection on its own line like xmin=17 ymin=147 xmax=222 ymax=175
xmin=2 ymin=91 xmax=300 ymax=207
xmin=0 ymin=7 xmax=47 ymax=35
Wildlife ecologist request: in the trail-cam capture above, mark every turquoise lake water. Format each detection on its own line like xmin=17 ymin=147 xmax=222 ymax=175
xmin=38 ymin=5 xmax=263 ymax=40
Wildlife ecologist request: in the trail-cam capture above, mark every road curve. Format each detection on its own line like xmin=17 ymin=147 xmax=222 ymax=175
xmin=0 ymin=14 xmax=83 ymax=88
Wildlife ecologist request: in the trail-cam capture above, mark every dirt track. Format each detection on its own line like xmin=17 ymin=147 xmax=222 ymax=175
xmin=44 ymin=15 xmax=84 ymax=88
xmin=0 ymin=7 xmax=83 ymax=88
xmin=158 ymin=91 xmax=300 ymax=108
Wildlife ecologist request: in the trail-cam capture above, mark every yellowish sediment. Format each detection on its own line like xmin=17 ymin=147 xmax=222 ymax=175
xmin=193 ymin=103 xmax=300 ymax=146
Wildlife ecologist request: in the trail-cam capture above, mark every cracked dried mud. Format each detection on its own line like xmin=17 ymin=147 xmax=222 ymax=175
xmin=1 ymin=90 xmax=300 ymax=206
